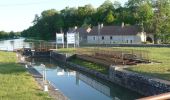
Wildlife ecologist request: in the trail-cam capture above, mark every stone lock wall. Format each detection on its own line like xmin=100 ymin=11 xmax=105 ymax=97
xmin=50 ymin=51 xmax=67 ymax=62
xmin=109 ymin=66 xmax=170 ymax=96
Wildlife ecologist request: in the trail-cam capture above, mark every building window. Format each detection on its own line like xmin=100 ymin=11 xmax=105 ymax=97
xmin=130 ymin=40 xmax=133 ymax=43
xmin=93 ymin=37 xmax=95 ymax=40
xmin=110 ymin=36 xmax=112 ymax=40
xmin=102 ymin=36 xmax=104 ymax=40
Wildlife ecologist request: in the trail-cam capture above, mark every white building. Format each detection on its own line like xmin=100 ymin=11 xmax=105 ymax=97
xmin=87 ymin=25 xmax=154 ymax=44
xmin=67 ymin=27 xmax=91 ymax=44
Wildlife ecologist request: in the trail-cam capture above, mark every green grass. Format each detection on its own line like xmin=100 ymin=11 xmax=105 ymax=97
xmin=57 ymin=48 xmax=76 ymax=54
xmin=122 ymin=47 xmax=170 ymax=81
xmin=57 ymin=47 xmax=170 ymax=81
xmin=69 ymin=58 xmax=109 ymax=75
xmin=0 ymin=51 xmax=52 ymax=100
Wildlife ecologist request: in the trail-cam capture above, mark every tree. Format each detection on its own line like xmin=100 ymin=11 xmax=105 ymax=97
xmin=153 ymin=0 xmax=170 ymax=43
xmin=115 ymin=7 xmax=133 ymax=25
xmin=113 ymin=1 xmax=121 ymax=9
xmin=61 ymin=7 xmax=78 ymax=31
xmin=137 ymin=1 xmax=154 ymax=32
xmin=41 ymin=9 xmax=58 ymax=18
xmin=76 ymin=4 xmax=95 ymax=26
xmin=9 ymin=31 xmax=15 ymax=38
xmin=97 ymin=0 xmax=115 ymax=23
xmin=104 ymin=10 xmax=114 ymax=25
xmin=32 ymin=14 xmax=40 ymax=25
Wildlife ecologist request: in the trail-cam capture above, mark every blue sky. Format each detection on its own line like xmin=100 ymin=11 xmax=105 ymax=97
xmin=0 ymin=0 xmax=127 ymax=32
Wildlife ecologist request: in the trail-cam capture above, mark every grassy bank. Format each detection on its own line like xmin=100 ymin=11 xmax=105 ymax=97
xmin=57 ymin=47 xmax=170 ymax=81
xmin=0 ymin=51 xmax=51 ymax=100
xmin=56 ymin=48 xmax=76 ymax=54
xmin=122 ymin=47 xmax=170 ymax=81
xmin=69 ymin=58 xmax=109 ymax=75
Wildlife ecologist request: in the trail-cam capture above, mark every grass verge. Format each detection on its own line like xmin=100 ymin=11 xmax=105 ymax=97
xmin=56 ymin=48 xmax=76 ymax=54
xmin=0 ymin=51 xmax=52 ymax=100
xmin=122 ymin=47 xmax=170 ymax=81
xmin=69 ymin=57 xmax=109 ymax=75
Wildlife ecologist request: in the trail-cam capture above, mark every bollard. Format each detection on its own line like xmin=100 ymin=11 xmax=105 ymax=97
xmin=41 ymin=64 xmax=48 ymax=92
xmin=25 ymin=65 xmax=28 ymax=68
xmin=44 ymin=83 xmax=48 ymax=92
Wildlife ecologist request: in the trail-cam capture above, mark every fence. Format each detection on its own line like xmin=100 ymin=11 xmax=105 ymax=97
xmin=75 ymin=47 xmax=149 ymax=66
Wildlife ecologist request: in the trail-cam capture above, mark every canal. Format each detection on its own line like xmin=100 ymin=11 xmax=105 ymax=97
xmin=0 ymin=38 xmax=31 ymax=51
xmin=27 ymin=58 xmax=143 ymax=100
xmin=0 ymin=39 xmax=143 ymax=100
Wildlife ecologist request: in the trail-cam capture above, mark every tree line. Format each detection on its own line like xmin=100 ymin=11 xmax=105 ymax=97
xmin=0 ymin=31 xmax=20 ymax=40
xmin=21 ymin=0 xmax=170 ymax=43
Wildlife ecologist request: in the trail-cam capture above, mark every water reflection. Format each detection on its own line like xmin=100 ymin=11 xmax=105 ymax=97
xmin=55 ymin=67 xmax=76 ymax=76
xmin=0 ymin=38 xmax=31 ymax=51
xmin=28 ymin=58 xmax=142 ymax=100
xmin=76 ymin=72 xmax=111 ymax=97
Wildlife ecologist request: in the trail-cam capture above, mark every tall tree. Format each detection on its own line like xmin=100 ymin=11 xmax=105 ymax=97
xmin=61 ymin=7 xmax=78 ymax=30
xmin=113 ymin=1 xmax=121 ymax=9
xmin=41 ymin=9 xmax=58 ymax=18
xmin=153 ymin=0 xmax=170 ymax=43
xmin=32 ymin=14 xmax=40 ymax=25
xmin=137 ymin=1 xmax=154 ymax=32
xmin=97 ymin=0 xmax=115 ymax=23
xmin=104 ymin=10 xmax=114 ymax=25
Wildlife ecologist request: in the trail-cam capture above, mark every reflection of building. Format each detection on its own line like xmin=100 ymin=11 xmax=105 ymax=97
xmin=76 ymin=72 xmax=111 ymax=97
xmin=55 ymin=67 xmax=76 ymax=76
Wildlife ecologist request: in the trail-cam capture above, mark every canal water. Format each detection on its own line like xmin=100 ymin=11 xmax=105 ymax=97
xmin=0 ymin=39 xmax=143 ymax=100
xmin=0 ymin=38 xmax=31 ymax=51
xmin=27 ymin=58 xmax=143 ymax=100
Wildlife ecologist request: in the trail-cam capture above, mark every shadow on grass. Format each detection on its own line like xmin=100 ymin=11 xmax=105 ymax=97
xmin=0 ymin=63 xmax=26 ymax=74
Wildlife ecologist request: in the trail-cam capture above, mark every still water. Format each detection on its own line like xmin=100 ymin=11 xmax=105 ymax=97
xmin=28 ymin=58 xmax=143 ymax=100
xmin=0 ymin=39 xmax=143 ymax=100
xmin=0 ymin=38 xmax=31 ymax=51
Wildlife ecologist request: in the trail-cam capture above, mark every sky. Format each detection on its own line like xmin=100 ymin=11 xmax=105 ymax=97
xmin=0 ymin=0 xmax=128 ymax=32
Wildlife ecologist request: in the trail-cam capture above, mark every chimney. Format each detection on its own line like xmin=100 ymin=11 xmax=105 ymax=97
xmin=75 ymin=26 xmax=77 ymax=30
xmin=121 ymin=22 xmax=124 ymax=28
xmin=98 ymin=23 xmax=103 ymax=30
xmin=101 ymin=23 xmax=103 ymax=28
xmin=60 ymin=28 xmax=63 ymax=33
xmin=98 ymin=23 xmax=100 ymax=30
